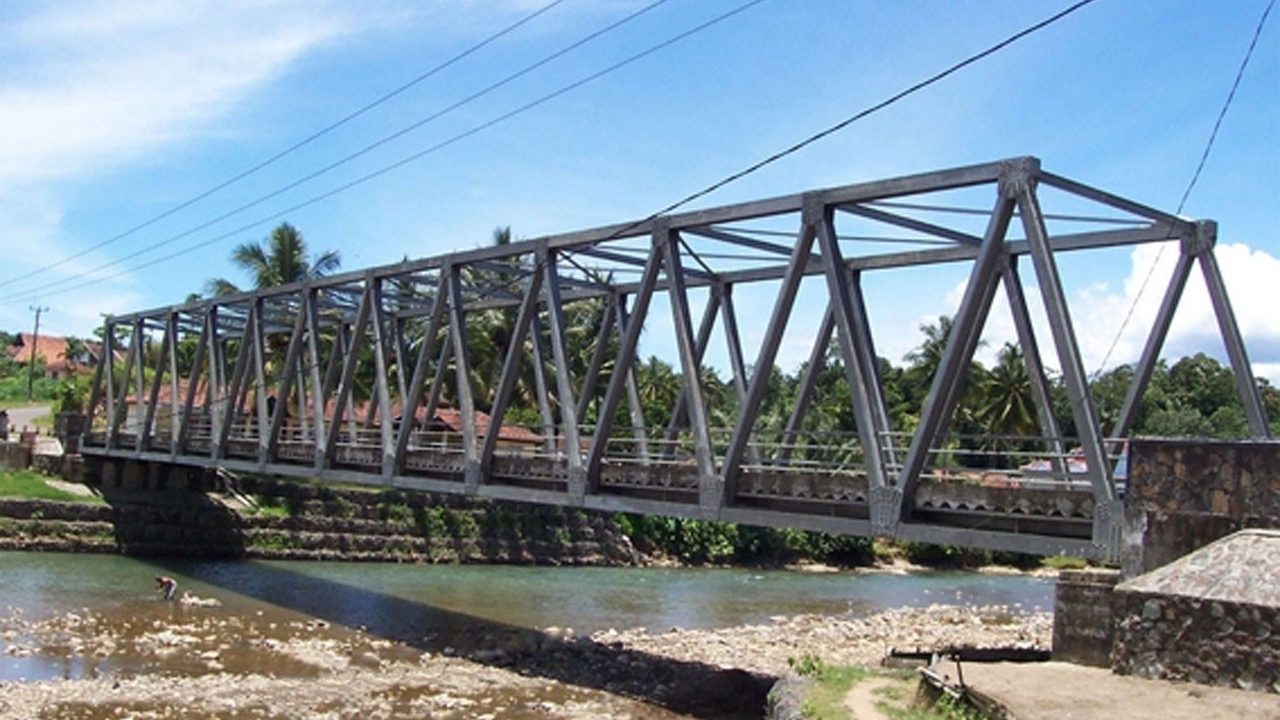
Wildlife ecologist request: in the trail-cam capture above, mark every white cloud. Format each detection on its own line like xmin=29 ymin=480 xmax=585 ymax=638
xmin=928 ymin=241 xmax=1280 ymax=384
xmin=0 ymin=1 xmax=361 ymax=187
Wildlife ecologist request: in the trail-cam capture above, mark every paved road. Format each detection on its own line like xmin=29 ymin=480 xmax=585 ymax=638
xmin=2 ymin=404 xmax=51 ymax=433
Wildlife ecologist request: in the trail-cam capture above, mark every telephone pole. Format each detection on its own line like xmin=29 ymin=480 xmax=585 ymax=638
xmin=27 ymin=305 xmax=49 ymax=401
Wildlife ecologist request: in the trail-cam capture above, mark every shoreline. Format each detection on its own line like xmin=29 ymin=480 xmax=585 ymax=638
xmin=1 ymin=598 xmax=1050 ymax=719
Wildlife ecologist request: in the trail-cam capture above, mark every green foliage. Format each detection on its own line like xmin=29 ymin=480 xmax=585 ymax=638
xmin=53 ymin=375 xmax=90 ymax=414
xmin=1042 ymin=555 xmax=1089 ymax=570
xmin=443 ymin=508 xmax=478 ymax=539
xmin=380 ymin=502 xmax=414 ymax=525
xmin=329 ymin=496 xmax=357 ymax=518
xmin=788 ymin=653 xmax=829 ymax=677
xmin=616 ymin=514 xmax=874 ymax=567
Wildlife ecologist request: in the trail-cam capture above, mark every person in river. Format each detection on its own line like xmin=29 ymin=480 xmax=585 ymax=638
xmin=154 ymin=576 xmax=178 ymax=601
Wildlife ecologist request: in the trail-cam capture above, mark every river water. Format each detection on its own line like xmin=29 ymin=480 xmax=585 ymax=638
xmin=0 ymin=551 xmax=1052 ymax=685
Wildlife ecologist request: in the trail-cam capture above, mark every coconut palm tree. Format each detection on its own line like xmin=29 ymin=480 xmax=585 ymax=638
xmin=205 ymin=222 xmax=340 ymax=296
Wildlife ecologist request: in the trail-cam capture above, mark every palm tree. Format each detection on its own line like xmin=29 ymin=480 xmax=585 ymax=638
xmin=974 ymin=344 xmax=1038 ymax=438
xmin=205 ymin=222 xmax=340 ymax=296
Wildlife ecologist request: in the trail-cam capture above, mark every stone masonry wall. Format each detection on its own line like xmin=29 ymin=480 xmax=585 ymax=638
xmin=1122 ymin=439 xmax=1280 ymax=576
xmin=1052 ymin=568 xmax=1120 ymax=667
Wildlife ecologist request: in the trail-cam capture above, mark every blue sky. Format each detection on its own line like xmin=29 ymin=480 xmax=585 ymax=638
xmin=0 ymin=0 xmax=1276 ymax=382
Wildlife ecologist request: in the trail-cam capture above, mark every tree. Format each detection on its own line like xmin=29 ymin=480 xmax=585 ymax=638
xmin=205 ymin=222 xmax=340 ymax=296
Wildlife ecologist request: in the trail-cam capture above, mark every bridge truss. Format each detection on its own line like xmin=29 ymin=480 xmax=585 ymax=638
xmin=82 ymin=157 xmax=1271 ymax=560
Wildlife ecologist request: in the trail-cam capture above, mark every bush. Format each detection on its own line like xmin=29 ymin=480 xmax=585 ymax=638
xmin=53 ymin=376 xmax=90 ymax=414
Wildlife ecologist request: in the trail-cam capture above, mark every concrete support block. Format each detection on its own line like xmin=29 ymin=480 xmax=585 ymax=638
xmin=1052 ymin=568 xmax=1120 ymax=667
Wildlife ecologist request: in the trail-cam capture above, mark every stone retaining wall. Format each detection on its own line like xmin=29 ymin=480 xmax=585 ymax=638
xmin=1123 ymin=439 xmax=1280 ymax=576
xmin=1051 ymin=568 xmax=1120 ymax=667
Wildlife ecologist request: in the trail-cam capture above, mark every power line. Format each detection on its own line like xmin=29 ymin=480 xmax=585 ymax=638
xmin=5 ymin=0 xmax=675 ymax=303
xmin=0 ymin=0 xmax=767 ymax=306
xmin=0 ymin=0 xmax=572 ymax=294
xmin=596 ymin=0 xmax=1102 ymax=243
xmin=1092 ymin=0 xmax=1274 ymax=377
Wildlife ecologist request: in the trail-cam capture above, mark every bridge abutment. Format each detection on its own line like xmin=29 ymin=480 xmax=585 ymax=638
xmin=1053 ymin=438 xmax=1280 ymax=690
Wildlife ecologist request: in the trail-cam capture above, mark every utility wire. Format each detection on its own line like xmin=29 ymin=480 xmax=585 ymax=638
xmin=2 ymin=0 xmax=766 ymax=306
xmin=596 ymin=0 xmax=1101 ymax=243
xmin=8 ymin=0 xmax=673 ymax=303
xmin=1092 ymin=0 xmax=1273 ymax=377
xmin=0 ymin=0 xmax=571 ymax=294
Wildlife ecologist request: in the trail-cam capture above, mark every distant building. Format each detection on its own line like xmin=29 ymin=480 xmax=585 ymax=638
xmin=6 ymin=333 xmax=106 ymax=380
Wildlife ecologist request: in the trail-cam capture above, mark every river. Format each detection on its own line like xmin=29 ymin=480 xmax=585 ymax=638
xmin=0 ymin=551 xmax=1051 ymax=686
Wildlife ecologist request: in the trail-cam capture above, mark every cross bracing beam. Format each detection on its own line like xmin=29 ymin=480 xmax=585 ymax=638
xmin=85 ymin=157 xmax=1272 ymax=560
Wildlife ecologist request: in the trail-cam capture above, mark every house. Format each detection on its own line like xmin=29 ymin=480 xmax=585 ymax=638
xmin=6 ymin=334 xmax=119 ymax=380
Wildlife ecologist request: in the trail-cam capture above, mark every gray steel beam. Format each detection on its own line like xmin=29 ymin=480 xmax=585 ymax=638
xmin=265 ymin=290 xmax=310 ymax=464
xmin=541 ymin=247 xmax=585 ymax=496
xmin=662 ymin=228 xmax=720 ymax=515
xmin=662 ymin=287 xmax=721 ymax=458
xmin=895 ymin=188 xmax=1016 ymax=523
xmin=139 ymin=313 xmax=174 ymax=453
xmin=777 ymin=306 xmax=834 ymax=465
xmin=816 ymin=208 xmax=890 ymax=527
xmin=1017 ymin=171 xmax=1119 ymax=558
xmin=480 ymin=267 xmax=543 ymax=478
xmin=1000 ymin=258 xmax=1066 ymax=463
xmin=615 ymin=295 xmax=650 ymax=462
xmin=324 ymin=286 xmax=374 ymax=468
xmin=838 ymin=203 xmax=981 ymax=245
xmin=529 ymin=315 xmax=558 ymax=456
xmin=369 ymin=279 xmax=397 ymax=474
xmin=575 ymin=295 xmax=616 ymax=424
xmin=447 ymin=266 xmax=480 ymax=489
xmin=1195 ymin=223 xmax=1271 ymax=437
xmin=392 ymin=275 xmax=448 ymax=472
xmin=1112 ymin=249 xmax=1194 ymax=440
xmin=586 ymin=234 xmax=664 ymax=486
xmin=176 ymin=312 xmax=209 ymax=455
xmin=721 ymin=199 xmax=820 ymax=500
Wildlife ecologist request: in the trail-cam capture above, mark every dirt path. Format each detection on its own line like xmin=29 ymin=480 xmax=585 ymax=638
xmin=844 ymin=677 xmax=896 ymax=720
xmin=948 ymin=661 xmax=1280 ymax=720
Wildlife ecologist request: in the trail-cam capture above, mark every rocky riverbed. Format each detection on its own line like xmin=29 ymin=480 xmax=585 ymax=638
xmin=0 ymin=597 xmax=1050 ymax=719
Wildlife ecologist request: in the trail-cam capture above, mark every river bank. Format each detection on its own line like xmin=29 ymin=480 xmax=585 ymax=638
xmin=0 ymin=596 xmax=1050 ymax=719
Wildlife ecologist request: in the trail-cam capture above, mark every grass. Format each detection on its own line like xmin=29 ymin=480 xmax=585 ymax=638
xmin=1042 ymin=555 xmax=1090 ymax=570
xmin=791 ymin=656 xmax=992 ymax=720
xmin=0 ymin=469 xmax=104 ymax=503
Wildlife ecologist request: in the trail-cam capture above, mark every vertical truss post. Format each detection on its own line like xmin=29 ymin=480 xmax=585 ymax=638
xmin=294 ymin=354 xmax=309 ymax=442
xmin=1000 ymin=258 xmax=1066 ymax=463
xmin=393 ymin=317 xmax=410 ymax=404
xmin=107 ymin=322 xmax=137 ymax=450
xmin=575 ymin=295 xmax=617 ymax=424
xmin=721 ymin=197 xmax=820 ymax=502
xmin=305 ymin=295 xmax=327 ymax=449
xmin=207 ymin=309 xmax=225 ymax=446
xmin=447 ymin=266 xmax=480 ymax=489
xmin=167 ymin=314 xmax=181 ymax=444
xmin=529 ymin=316 xmax=558 ymax=456
xmin=718 ymin=283 xmax=760 ymax=466
xmin=315 ymin=322 xmax=349 ymax=469
xmin=1195 ymin=222 xmax=1270 ymax=437
xmin=265 ymin=292 xmax=310 ymax=465
xmin=176 ymin=312 xmax=210 ymax=455
xmin=778 ymin=306 xmax=834 ymax=465
xmin=587 ymin=235 xmax=665 ymax=489
xmin=140 ymin=314 xmax=174 ymax=453
xmin=662 ymin=286 xmax=721 ymax=458
xmin=250 ymin=298 xmax=270 ymax=455
xmin=895 ymin=185 xmax=1016 ymax=525
xmin=848 ymin=271 xmax=895 ymax=465
xmin=215 ymin=305 xmax=256 ymax=461
xmin=662 ymin=228 xmax=720 ymax=515
xmin=481 ymin=264 xmax=544 ymax=478
xmin=616 ymin=295 xmax=651 ymax=462
xmin=393 ymin=275 xmax=449 ymax=473
xmin=816 ymin=208 xmax=890 ymax=528
xmin=1016 ymin=164 xmax=1119 ymax=557
xmin=102 ymin=323 xmax=116 ymax=444
xmin=423 ymin=339 xmax=451 ymax=450
xmin=541 ymin=247 xmax=586 ymax=499
xmin=134 ymin=319 xmax=145 ymax=443
xmin=369 ymin=279 xmax=398 ymax=476
xmin=324 ymin=287 xmax=374 ymax=469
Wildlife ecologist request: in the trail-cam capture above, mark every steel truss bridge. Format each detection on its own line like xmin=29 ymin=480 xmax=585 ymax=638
xmin=82 ymin=157 xmax=1271 ymax=561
